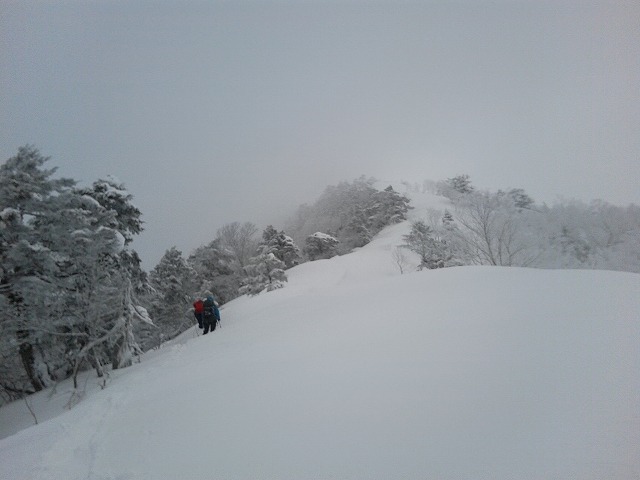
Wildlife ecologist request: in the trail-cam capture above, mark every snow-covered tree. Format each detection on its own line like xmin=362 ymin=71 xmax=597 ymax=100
xmin=343 ymin=206 xmax=372 ymax=248
xmin=369 ymin=185 xmax=412 ymax=231
xmin=239 ymin=253 xmax=287 ymax=296
xmin=528 ymin=199 xmax=640 ymax=272
xmin=0 ymin=146 xmax=76 ymax=394
xmin=68 ymin=178 xmax=151 ymax=374
xmin=286 ymin=177 xmax=412 ymax=254
xmin=438 ymin=210 xmax=466 ymax=266
xmin=502 ymin=188 xmax=534 ymax=210
xmin=304 ymin=232 xmax=339 ymax=261
xmin=75 ymin=177 xmax=143 ymax=246
xmin=146 ymin=247 xmax=197 ymax=348
xmin=391 ymin=246 xmax=410 ymax=274
xmin=285 ymin=177 xmax=375 ymax=252
xmin=452 ymin=191 xmax=536 ymax=266
xmin=216 ymin=222 xmax=259 ymax=269
xmin=402 ymin=220 xmax=451 ymax=270
xmin=447 ymin=174 xmax=474 ymax=194
xmin=442 ymin=210 xmax=455 ymax=227
xmin=0 ymin=147 xmax=152 ymax=397
xmin=431 ymin=176 xmax=640 ymax=273
xmin=436 ymin=174 xmax=475 ymax=201
xmin=258 ymin=225 xmax=301 ymax=269
xmin=187 ymin=239 xmax=237 ymax=304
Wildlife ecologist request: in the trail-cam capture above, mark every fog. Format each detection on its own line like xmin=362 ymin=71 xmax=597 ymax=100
xmin=2 ymin=1 xmax=639 ymax=269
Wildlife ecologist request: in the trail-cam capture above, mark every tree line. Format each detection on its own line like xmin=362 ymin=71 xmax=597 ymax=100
xmin=401 ymin=175 xmax=640 ymax=273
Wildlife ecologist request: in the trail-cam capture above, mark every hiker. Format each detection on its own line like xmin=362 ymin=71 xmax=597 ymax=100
xmin=193 ymin=298 xmax=204 ymax=329
xmin=202 ymin=293 xmax=221 ymax=335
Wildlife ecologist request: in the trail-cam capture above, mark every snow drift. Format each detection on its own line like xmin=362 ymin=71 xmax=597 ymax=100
xmin=1 ymin=204 xmax=639 ymax=479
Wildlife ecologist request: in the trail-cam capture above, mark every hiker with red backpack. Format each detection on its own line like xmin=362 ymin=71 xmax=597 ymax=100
xmin=193 ymin=298 xmax=205 ymax=329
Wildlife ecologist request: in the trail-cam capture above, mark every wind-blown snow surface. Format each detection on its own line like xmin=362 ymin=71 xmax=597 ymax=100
xmin=1 ymin=216 xmax=639 ymax=479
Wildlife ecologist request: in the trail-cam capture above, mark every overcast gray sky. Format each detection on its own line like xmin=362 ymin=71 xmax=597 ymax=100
xmin=2 ymin=1 xmax=639 ymax=269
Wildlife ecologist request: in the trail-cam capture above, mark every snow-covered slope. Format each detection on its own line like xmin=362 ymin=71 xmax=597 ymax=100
xmin=1 ymin=191 xmax=639 ymax=480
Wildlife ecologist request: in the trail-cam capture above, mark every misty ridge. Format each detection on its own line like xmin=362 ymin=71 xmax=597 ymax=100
xmin=1 ymin=145 xmax=640 ymax=403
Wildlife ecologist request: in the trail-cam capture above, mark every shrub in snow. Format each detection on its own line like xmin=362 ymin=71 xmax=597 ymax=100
xmin=304 ymin=232 xmax=339 ymax=261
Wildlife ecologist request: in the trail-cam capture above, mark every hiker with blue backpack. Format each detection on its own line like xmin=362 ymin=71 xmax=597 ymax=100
xmin=202 ymin=292 xmax=221 ymax=335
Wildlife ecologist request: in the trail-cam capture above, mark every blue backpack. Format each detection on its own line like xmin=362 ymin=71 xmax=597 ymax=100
xmin=203 ymin=296 xmax=216 ymax=317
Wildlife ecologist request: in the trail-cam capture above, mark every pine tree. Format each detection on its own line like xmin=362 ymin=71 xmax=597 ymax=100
xmin=77 ymin=177 xmax=143 ymax=244
xmin=369 ymin=186 xmax=412 ymax=231
xmin=447 ymin=174 xmax=474 ymax=194
xmin=506 ymin=188 xmax=534 ymax=210
xmin=344 ymin=207 xmax=372 ymax=248
xmin=402 ymin=220 xmax=451 ymax=270
xmin=147 ymin=247 xmax=197 ymax=347
xmin=0 ymin=146 xmax=76 ymax=394
xmin=442 ymin=210 xmax=454 ymax=226
xmin=261 ymin=225 xmax=279 ymax=245
xmin=68 ymin=177 xmax=151 ymax=374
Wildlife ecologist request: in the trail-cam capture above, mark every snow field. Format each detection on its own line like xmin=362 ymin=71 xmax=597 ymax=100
xmin=0 ymin=198 xmax=638 ymax=479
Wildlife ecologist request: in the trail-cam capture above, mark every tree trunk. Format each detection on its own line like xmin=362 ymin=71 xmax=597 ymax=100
xmin=88 ymin=349 xmax=104 ymax=378
xmin=18 ymin=341 xmax=44 ymax=392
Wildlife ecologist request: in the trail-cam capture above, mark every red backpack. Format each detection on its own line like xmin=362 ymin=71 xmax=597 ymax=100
xmin=194 ymin=299 xmax=204 ymax=314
